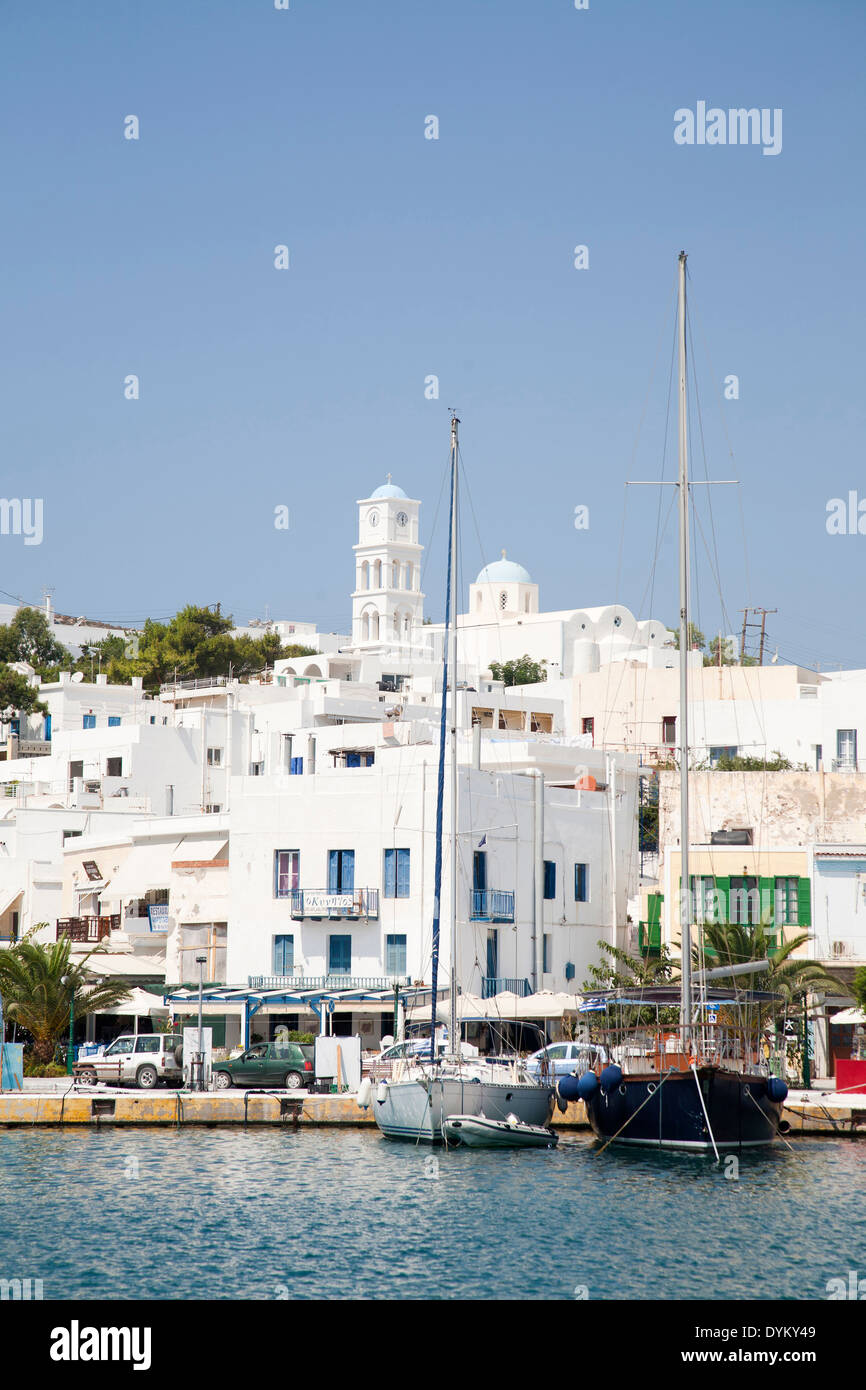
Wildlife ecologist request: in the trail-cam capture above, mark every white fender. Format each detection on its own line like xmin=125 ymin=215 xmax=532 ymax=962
xmin=376 ymin=1081 xmax=388 ymax=1105
xmin=357 ymin=1077 xmax=372 ymax=1110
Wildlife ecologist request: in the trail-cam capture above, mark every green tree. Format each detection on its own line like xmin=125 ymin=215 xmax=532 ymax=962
xmin=0 ymin=666 xmax=48 ymax=721
xmin=666 ymin=623 xmax=705 ymax=652
xmin=851 ymin=966 xmax=866 ymax=1014
xmin=582 ymin=939 xmax=675 ymax=993
xmin=489 ymin=654 xmax=548 ymax=686
xmin=694 ymin=920 xmax=839 ymax=1026
xmin=0 ymin=933 xmax=131 ymax=1064
xmin=0 ymin=607 xmax=66 ymax=673
xmin=712 ymin=751 xmax=794 ymax=772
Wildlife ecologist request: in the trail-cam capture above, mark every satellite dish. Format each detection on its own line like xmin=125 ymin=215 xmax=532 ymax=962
xmin=71 ymin=672 xmax=84 ymax=683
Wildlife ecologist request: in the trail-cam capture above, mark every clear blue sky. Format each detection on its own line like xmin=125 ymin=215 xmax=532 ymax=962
xmin=2 ymin=0 xmax=864 ymax=669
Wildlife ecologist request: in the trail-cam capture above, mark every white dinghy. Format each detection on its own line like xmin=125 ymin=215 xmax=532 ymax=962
xmin=443 ymin=1113 xmax=559 ymax=1150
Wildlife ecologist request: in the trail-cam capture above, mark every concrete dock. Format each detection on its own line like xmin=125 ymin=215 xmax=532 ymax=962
xmin=0 ymin=1087 xmax=862 ymax=1134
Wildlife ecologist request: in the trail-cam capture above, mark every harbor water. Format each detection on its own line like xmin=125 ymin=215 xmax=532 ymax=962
xmin=0 ymin=1128 xmax=863 ymax=1300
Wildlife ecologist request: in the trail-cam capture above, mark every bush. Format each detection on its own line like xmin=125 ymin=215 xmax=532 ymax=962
xmin=23 ymin=1058 xmax=67 ymax=1078
xmin=288 ymin=1031 xmax=315 ymax=1045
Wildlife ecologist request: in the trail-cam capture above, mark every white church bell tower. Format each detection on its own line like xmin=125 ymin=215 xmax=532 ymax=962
xmin=352 ymin=478 xmax=425 ymax=647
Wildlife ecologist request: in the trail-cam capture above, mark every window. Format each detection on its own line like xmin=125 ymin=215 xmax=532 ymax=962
xmin=385 ymin=934 xmax=407 ymax=975
xmin=62 ymin=830 xmax=83 ymax=843
xmin=250 ymin=761 xmax=264 ymax=776
xmin=82 ymin=714 xmax=96 ymax=730
xmin=692 ymin=875 xmax=716 ymax=923
xmin=328 ymin=850 xmax=355 ymax=894
xmin=207 ymin=747 xmax=222 ymax=767
xmin=774 ymin=877 xmax=798 ymax=925
xmin=134 ymin=1036 xmax=160 ymax=1053
xmin=384 ymin=848 xmax=411 ymax=898
xmin=68 ymin=760 xmax=83 ymax=791
xmin=328 ymin=934 xmax=351 ymax=974
xmin=108 ymin=716 xmax=121 ymax=727
xmin=150 ymin=716 xmax=156 ymax=725
xmin=274 ymin=851 xmax=300 ymax=898
xmin=82 ymin=860 xmax=102 ymax=881
xmin=499 ymin=592 xmax=507 ymax=609
xmin=837 ymin=729 xmax=857 ymax=768
xmin=473 ymin=851 xmax=487 ymax=893
xmin=709 ymin=746 xmax=737 ymax=767
xmin=815 ymin=745 xmax=823 ymax=771
xmin=582 ymin=717 xmax=594 ymax=742
xmin=471 ymin=707 xmax=494 ymax=728
xmin=106 ymin=757 xmax=122 ymax=777
xmin=289 ymin=756 xmax=304 ymax=775
xmin=729 ymin=876 xmax=759 ymax=925
xmin=574 ymin=863 xmax=589 ymax=902
xmin=543 ymin=934 xmax=552 ymax=973
xmin=543 ymin=860 xmax=556 ymax=900
xmin=661 ymin=716 xmax=676 ymax=745
xmin=530 ymin=712 xmax=552 ymax=733
xmin=272 ymin=934 xmax=295 ymax=974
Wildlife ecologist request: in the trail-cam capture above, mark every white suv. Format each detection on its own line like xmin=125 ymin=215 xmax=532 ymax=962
xmin=75 ymin=1034 xmax=184 ymax=1089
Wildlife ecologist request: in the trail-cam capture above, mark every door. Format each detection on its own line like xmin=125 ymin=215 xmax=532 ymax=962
xmin=328 ymin=850 xmax=355 ymax=893
xmin=234 ymin=1043 xmax=269 ymax=1084
xmin=486 ymin=929 xmax=498 ymax=982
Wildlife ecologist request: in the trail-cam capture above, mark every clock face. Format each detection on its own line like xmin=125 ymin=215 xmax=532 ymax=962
xmin=396 ymin=511 xmax=408 ymax=528
xmin=368 ymin=510 xmax=380 ymax=527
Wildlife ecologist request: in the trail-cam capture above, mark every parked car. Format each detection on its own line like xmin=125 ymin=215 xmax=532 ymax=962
xmin=524 ymin=1041 xmax=608 ymax=1083
xmin=74 ymin=1033 xmax=184 ymax=1089
xmin=365 ymin=1037 xmax=478 ymax=1080
xmin=212 ymin=1041 xmax=314 ymax=1090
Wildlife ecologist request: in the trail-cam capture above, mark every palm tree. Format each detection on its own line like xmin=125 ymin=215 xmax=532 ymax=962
xmin=0 ymin=931 xmax=132 ymax=1064
xmin=691 ymin=919 xmax=839 ymax=1026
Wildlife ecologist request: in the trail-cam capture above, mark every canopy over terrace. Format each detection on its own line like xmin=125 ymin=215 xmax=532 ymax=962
xmin=164 ymin=981 xmax=424 ymax=1049
xmin=408 ymin=990 xmax=584 ymax=1024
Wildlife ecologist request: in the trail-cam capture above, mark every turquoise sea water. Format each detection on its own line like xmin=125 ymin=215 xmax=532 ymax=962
xmin=0 ymin=1128 xmax=863 ymax=1300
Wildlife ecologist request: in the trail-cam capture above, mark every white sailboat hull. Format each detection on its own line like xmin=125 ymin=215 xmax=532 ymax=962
xmin=373 ymin=1071 xmax=554 ymax=1143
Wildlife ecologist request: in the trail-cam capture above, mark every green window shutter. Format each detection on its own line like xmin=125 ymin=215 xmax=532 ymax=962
xmin=759 ymin=877 xmax=774 ymax=926
xmin=714 ymin=876 xmax=730 ymax=925
xmin=797 ymin=877 xmax=811 ymax=927
xmin=647 ymin=893 xmax=662 ymax=927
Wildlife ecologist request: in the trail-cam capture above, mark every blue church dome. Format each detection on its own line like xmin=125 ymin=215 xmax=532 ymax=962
xmin=370 ymin=480 xmax=408 ymax=499
xmin=475 ymin=551 xmax=532 ymax=585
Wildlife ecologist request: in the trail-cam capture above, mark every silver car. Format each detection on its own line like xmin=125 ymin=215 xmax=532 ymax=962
xmin=524 ymin=1041 xmax=607 ymax=1083
xmin=75 ymin=1034 xmax=184 ymax=1089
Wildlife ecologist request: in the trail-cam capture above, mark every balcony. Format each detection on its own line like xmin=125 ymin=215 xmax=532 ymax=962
xmin=470 ymin=889 xmax=515 ymax=923
xmin=248 ymin=974 xmax=411 ymax=991
xmin=481 ymin=976 xmax=531 ymax=999
xmin=832 ymin=758 xmax=860 ymax=774
xmin=290 ymin=889 xmax=379 ymax=920
xmin=56 ymin=915 xmax=120 ymax=943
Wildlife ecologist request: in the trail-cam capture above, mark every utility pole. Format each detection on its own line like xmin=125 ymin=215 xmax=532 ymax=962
xmin=739 ymin=608 xmax=777 ymax=665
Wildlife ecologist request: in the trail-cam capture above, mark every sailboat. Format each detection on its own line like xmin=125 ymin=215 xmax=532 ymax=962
xmin=579 ymin=253 xmax=788 ymax=1153
xmin=372 ymin=415 xmax=556 ymax=1143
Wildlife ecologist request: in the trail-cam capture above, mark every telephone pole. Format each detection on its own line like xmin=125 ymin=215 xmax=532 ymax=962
xmin=739 ymin=608 xmax=777 ymax=665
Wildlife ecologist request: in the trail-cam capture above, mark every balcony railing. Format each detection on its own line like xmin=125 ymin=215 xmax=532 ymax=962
xmin=290 ymin=889 xmax=379 ymax=920
xmin=481 ymin=976 xmax=531 ymax=999
xmin=56 ymin=915 xmax=120 ymax=943
xmin=470 ymin=889 xmax=515 ymax=923
xmin=248 ymin=974 xmax=411 ymax=992
xmin=832 ymin=758 xmax=860 ymax=773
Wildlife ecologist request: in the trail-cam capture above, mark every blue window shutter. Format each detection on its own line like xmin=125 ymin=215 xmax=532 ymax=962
xmin=384 ymin=849 xmax=396 ymax=898
xmin=329 ymin=935 xmax=351 ymax=973
xmin=574 ymin=863 xmax=588 ymax=902
xmin=274 ymin=852 xmax=281 ymax=897
xmin=83 ymin=714 xmax=96 ymax=730
xmin=44 ymin=714 xmax=51 ymax=740
xmin=346 ymin=752 xmax=361 ymax=768
xmin=343 ymin=851 xmax=354 ymax=892
xmin=108 ymin=716 xmax=121 ymax=727
xmin=398 ymin=849 xmax=410 ymax=897
xmin=328 ymin=851 xmax=339 ymax=893
xmin=386 ymin=934 xmax=406 ymax=975
xmin=543 ymin=861 xmax=556 ymax=900
xmin=272 ymin=935 xmax=294 ymax=973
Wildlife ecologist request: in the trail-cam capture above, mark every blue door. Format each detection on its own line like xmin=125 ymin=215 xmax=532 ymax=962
xmin=328 ymin=935 xmax=351 ymax=975
xmin=328 ymin=850 xmax=355 ymax=893
xmin=486 ymin=930 xmax=498 ymax=980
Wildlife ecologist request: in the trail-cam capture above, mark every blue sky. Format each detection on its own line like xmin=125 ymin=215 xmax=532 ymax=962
xmin=2 ymin=0 xmax=864 ymax=668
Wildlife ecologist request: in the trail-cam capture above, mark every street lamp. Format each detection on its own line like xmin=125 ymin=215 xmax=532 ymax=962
xmin=60 ymin=975 xmax=74 ymax=1075
xmin=193 ymin=954 xmax=207 ymax=1092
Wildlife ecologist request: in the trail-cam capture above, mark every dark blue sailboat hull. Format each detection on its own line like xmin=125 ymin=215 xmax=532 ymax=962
xmin=585 ymin=1067 xmax=781 ymax=1151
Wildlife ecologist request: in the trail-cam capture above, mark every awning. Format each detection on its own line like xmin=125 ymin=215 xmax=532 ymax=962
xmin=100 ymin=841 xmax=181 ymax=902
xmin=0 ymin=887 xmax=24 ymax=917
xmin=407 ymin=991 xmax=584 ymax=1023
xmin=78 ymin=951 xmax=166 ymax=981
xmin=171 ymin=836 xmax=228 ymax=869
xmin=831 ymin=1008 xmax=866 ymax=1025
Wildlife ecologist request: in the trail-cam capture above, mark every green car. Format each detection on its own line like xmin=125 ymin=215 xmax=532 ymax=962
xmin=212 ymin=1042 xmax=314 ymax=1091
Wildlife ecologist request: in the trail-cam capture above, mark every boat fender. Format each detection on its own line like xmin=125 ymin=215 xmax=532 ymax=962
xmin=558 ymin=1074 xmax=582 ymax=1104
xmin=577 ymin=1070 xmax=599 ymax=1101
xmin=555 ymin=1091 xmax=568 ymax=1114
xmin=767 ymin=1077 xmax=788 ymax=1104
xmin=376 ymin=1081 xmax=388 ymax=1105
xmin=357 ymin=1078 xmax=373 ymax=1110
xmin=599 ymin=1064 xmax=623 ymax=1093
xmin=506 ymin=1113 xmax=519 ymax=1127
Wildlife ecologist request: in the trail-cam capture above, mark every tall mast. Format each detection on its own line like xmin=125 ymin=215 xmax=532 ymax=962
xmin=448 ymin=414 xmax=460 ymax=1055
xmin=677 ymin=251 xmax=692 ymax=1046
